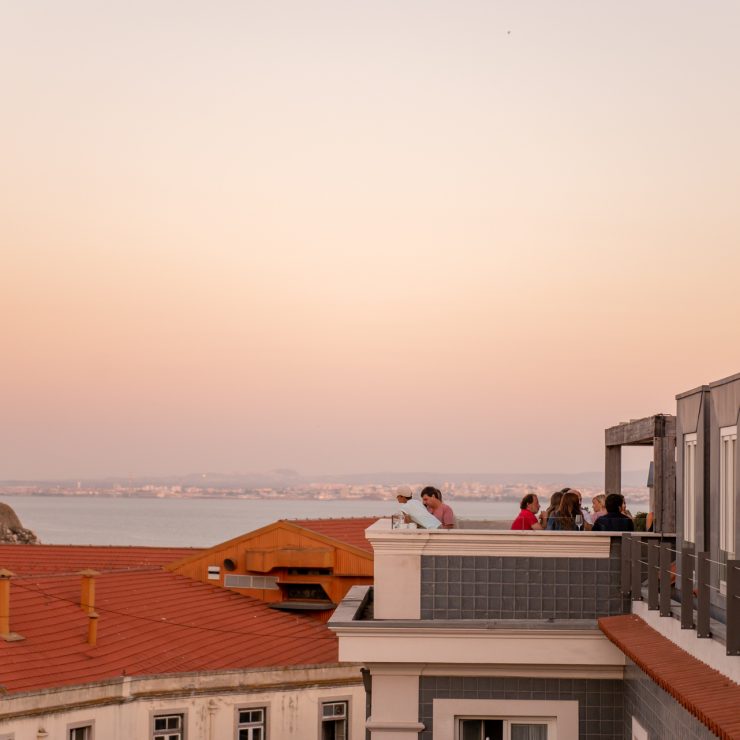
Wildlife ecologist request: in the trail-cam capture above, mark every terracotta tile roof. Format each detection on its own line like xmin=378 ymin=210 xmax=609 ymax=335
xmin=288 ymin=518 xmax=380 ymax=554
xmin=0 ymin=570 xmax=338 ymax=694
xmin=599 ymin=614 xmax=740 ymax=739
xmin=0 ymin=544 xmax=202 ymax=575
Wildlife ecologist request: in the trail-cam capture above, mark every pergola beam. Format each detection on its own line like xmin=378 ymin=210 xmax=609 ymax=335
xmin=604 ymin=414 xmax=676 ymax=533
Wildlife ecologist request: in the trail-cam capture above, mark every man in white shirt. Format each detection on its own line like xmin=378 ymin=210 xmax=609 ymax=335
xmin=396 ymin=486 xmax=441 ymax=529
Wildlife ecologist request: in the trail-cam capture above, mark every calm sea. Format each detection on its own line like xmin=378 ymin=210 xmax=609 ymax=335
xmin=2 ymin=495 xmax=517 ymax=548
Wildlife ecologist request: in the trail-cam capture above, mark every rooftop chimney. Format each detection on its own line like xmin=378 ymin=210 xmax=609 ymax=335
xmin=0 ymin=569 xmax=25 ymax=642
xmin=79 ymin=569 xmax=99 ymax=614
xmin=87 ymin=611 xmax=99 ymax=647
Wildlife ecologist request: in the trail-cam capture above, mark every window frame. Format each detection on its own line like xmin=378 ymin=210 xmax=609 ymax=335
xmin=719 ymin=425 xmax=737 ymax=590
xmin=150 ymin=709 xmax=187 ymax=740
xmin=234 ymin=702 xmax=268 ymax=740
xmin=433 ymin=698 xmax=577 ymax=740
xmin=67 ymin=721 xmax=94 ymax=740
xmin=683 ymin=432 xmax=698 ymax=543
xmin=458 ymin=716 xmax=553 ymax=739
xmin=318 ymin=696 xmax=351 ymax=740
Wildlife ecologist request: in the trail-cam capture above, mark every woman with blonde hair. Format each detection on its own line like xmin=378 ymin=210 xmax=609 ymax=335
xmin=592 ymin=494 xmax=607 ymax=521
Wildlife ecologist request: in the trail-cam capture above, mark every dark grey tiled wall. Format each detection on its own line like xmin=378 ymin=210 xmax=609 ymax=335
xmin=623 ymin=660 xmax=716 ymax=739
xmin=419 ymin=675 xmax=623 ymax=740
xmin=420 ymin=540 xmax=629 ymax=620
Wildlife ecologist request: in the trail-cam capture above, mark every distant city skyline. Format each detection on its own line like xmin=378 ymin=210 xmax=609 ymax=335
xmin=2 ymin=2 xmax=739 ymax=479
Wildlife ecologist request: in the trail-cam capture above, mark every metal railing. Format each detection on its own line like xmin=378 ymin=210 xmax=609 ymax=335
xmin=620 ymin=533 xmax=740 ymax=656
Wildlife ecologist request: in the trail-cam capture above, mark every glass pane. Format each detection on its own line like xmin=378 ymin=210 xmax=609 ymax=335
xmin=511 ymin=723 xmax=548 ymax=740
xmin=254 ymin=729 xmax=262 ymax=740
xmin=461 ymin=719 xmax=482 ymax=740
xmin=484 ymin=720 xmax=504 ymax=740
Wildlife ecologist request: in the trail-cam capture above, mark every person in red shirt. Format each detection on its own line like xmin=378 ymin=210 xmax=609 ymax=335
xmin=510 ymin=493 xmax=543 ymax=530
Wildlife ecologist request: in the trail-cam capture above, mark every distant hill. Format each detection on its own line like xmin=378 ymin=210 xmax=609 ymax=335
xmin=0 ymin=468 xmax=650 ymax=489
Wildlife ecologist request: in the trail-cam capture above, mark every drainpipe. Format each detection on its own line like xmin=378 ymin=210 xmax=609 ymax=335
xmin=207 ymin=698 xmax=218 ymax=740
xmin=0 ymin=569 xmax=24 ymax=642
xmin=79 ymin=569 xmax=99 ymax=613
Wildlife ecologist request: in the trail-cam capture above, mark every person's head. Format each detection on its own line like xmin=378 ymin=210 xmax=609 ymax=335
xmin=548 ymin=491 xmax=564 ymax=511
xmin=421 ymin=486 xmax=442 ymax=509
xmin=592 ymin=494 xmax=606 ymax=512
xmin=396 ymin=485 xmax=413 ymax=504
xmin=520 ymin=493 xmax=540 ymax=513
xmin=558 ymin=491 xmax=581 ymax=516
xmin=605 ymin=493 xmax=625 ymax=514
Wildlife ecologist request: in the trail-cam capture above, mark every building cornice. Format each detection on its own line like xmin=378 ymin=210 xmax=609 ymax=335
xmin=335 ymin=623 xmax=626 ymax=667
xmin=367 ymin=525 xmax=614 ymax=558
xmin=0 ymin=664 xmax=362 ymax=722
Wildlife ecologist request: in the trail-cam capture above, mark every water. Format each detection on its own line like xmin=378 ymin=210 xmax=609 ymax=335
xmin=2 ymin=495 xmax=519 ymax=547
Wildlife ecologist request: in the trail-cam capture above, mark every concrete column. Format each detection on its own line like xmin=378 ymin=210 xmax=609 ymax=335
xmin=605 ymin=445 xmax=622 ymax=496
xmin=366 ymin=670 xmax=424 ymax=739
xmin=373 ymin=551 xmax=420 ymax=620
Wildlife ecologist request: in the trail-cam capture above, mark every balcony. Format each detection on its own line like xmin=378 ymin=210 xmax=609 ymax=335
xmin=361 ymin=519 xmax=661 ymax=622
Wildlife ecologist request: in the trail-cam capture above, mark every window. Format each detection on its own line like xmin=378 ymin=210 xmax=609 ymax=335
xmin=153 ymin=714 xmax=184 ymax=740
xmin=68 ymin=723 xmax=93 ymax=740
xmin=460 ymin=718 xmax=550 ymax=740
xmin=282 ymin=583 xmax=331 ymax=601
xmin=683 ymin=433 xmax=697 ymax=543
xmin=223 ymin=574 xmax=279 ymax=590
xmin=237 ymin=707 xmax=266 ymax=740
xmin=286 ymin=568 xmax=332 ymax=575
xmin=321 ymin=700 xmax=348 ymax=740
xmin=720 ymin=425 xmax=737 ymax=586
xmin=434 ymin=699 xmax=576 ymax=739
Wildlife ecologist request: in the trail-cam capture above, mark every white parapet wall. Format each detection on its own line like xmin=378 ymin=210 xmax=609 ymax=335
xmin=365 ymin=519 xmax=615 ymax=620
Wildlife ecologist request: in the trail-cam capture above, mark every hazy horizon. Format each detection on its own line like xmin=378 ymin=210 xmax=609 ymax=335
xmin=2 ymin=2 xmax=739 ymax=479
xmin=0 ymin=466 xmax=652 ymax=488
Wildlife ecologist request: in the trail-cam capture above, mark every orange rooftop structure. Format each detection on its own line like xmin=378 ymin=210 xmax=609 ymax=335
xmin=166 ymin=517 xmax=378 ymax=621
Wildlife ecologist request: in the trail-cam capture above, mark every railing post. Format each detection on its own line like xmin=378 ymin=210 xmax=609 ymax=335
xmin=631 ymin=535 xmax=643 ymax=601
xmin=697 ymin=551 xmax=711 ymax=638
xmin=659 ymin=542 xmax=672 ymax=617
xmin=681 ymin=548 xmax=694 ymax=630
xmin=647 ymin=540 xmax=659 ymax=610
xmin=621 ymin=533 xmax=632 ymax=597
xmin=727 ymin=559 xmax=740 ymax=656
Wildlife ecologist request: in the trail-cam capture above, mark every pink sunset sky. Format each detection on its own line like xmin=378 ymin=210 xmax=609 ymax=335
xmin=2 ymin=1 xmax=739 ymax=479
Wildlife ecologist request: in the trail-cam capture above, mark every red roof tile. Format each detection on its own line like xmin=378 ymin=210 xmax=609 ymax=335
xmin=0 ymin=544 xmax=202 ymax=575
xmin=0 ymin=570 xmax=338 ymax=693
xmin=288 ymin=518 xmax=379 ymax=554
xmin=599 ymin=614 xmax=740 ymax=739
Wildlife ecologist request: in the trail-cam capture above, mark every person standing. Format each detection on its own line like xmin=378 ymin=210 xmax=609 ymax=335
xmin=421 ymin=486 xmax=456 ymax=529
xmin=395 ymin=486 xmax=441 ymax=529
xmin=511 ymin=493 xmax=543 ymax=530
